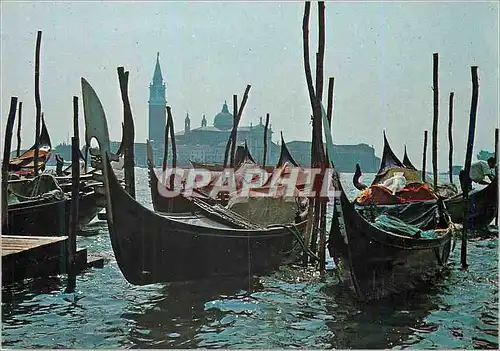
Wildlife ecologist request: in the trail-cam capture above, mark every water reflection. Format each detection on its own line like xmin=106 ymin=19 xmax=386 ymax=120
xmin=321 ymin=281 xmax=444 ymax=349
xmin=2 ymin=276 xmax=64 ymax=318
xmin=122 ymin=276 xmax=262 ymax=348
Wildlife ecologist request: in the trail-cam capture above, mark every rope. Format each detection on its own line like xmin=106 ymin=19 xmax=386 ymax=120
xmin=9 ymin=172 xmax=66 ymax=202
xmin=276 ymin=224 xmax=321 ymax=262
xmin=191 ymin=196 xmax=264 ymax=230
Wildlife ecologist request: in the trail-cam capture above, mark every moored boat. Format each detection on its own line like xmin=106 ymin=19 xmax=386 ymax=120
xmin=444 ymin=179 xmax=497 ymax=228
xmin=379 ymin=134 xmax=497 ymax=229
xmin=82 ymin=76 xmax=308 ymax=285
xmin=105 ymin=153 xmax=306 ymax=284
xmin=7 ymin=187 xmax=101 ymax=235
xmin=9 ymin=117 xmax=52 ymax=175
xmin=321 ymin=106 xmax=454 ymax=301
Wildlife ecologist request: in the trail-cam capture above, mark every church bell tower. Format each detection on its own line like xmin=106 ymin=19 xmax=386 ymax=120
xmin=148 ymin=52 xmax=166 ymax=150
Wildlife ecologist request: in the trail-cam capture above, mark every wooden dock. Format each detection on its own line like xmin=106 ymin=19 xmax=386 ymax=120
xmin=2 ymin=235 xmax=103 ymax=285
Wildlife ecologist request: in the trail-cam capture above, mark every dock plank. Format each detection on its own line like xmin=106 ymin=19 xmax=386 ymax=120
xmin=2 ymin=235 xmax=104 ymax=284
xmin=2 ymin=235 xmax=69 ymax=284
xmin=2 ymin=235 xmax=68 ymax=257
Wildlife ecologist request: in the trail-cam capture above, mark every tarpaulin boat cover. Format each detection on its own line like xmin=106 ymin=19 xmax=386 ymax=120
xmin=355 ymin=199 xmax=442 ymax=230
xmin=227 ymin=163 xmax=308 ymax=226
xmin=372 ymin=214 xmax=438 ymax=239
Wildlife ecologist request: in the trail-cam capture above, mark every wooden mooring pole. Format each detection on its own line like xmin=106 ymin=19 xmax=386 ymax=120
xmin=161 ymin=109 xmax=172 ymax=210
xmin=422 ymin=130 xmax=428 ymax=182
xmin=262 ymin=113 xmax=270 ymax=167
xmin=495 ymin=128 xmax=498 ymax=226
xmin=33 ymin=31 xmax=42 ymax=177
xmin=230 ymin=95 xmax=239 ymax=168
xmin=319 ymin=76 xmax=335 ymax=272
xmin=66 ymin=96 xmax=80 ymax=293
xmin=448 ymin=92 xmax=454 ymax=183
xmin=326 ymin=78 xmax=334 ymax=137
xmin=432 ymin=53 xmax=439 ymax=191
xmin=461 ymin=66 xmax=479 ymax=269
xmin=301 ymin=1 xmax=315 ymax=265
xmin=166 ymin=106 xmax=177 ymax=191
xmin=117 ymin=67 xmax=136 ymax=199
xmin=162 ymin=112 xmax=171 ymax=173
xmin=310 ymin=1 xmax=327 ymax=260
xmin=16 ymin=101 xmax=22 ymax=157
xmin=2 ymin=97 xmax=18 ymax=234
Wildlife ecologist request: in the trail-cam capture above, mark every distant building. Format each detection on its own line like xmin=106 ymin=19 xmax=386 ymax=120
xmin=286 ymin=141 xmax=380 ymax=173
xmin=148 ymin=52 xmax=167 ymax=153
xmin=168 ymin=101 xmax=277 ymax=166
xmin=51 ymin=54 xmax=381 ymax=172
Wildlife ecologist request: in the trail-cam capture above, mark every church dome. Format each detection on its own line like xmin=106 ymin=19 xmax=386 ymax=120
xmin=213 ymin=101 xmax=233 ymax=130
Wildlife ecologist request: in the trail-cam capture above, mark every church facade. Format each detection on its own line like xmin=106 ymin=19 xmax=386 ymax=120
xmin=172 ymin=102 xmax=278 ymax=166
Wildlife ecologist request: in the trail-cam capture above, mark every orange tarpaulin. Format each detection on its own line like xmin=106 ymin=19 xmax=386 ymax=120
xmin=356 ymin=182 xmax=437 ymax=205
xmin=9 ymin=149 xmax=51 ymax=175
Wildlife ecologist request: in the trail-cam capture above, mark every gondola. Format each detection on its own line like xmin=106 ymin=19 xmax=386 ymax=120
xmin=148 ymin=134 xmax=300 ymax=213
xmin=146 ymin=139 xmax=207 ymax=213
xmin=7 ymin=187 xmax=101 ymax=235
xmin=356 ymin=133 xmax=413 ymax=188
xmin=402 ymin=146 xmax=417 ymax=170
xmin=189 ymin=142 xmax=257 ymax=171
xmin=8 ymin=167 xmax=105 ymax=231
xmin=81 ymin=77 xmax=307 ymax=285
xmin=371 ymin=132 xmax=407 ymax=185
xmin=225 ymin=133 xmax=308 ymax=227
xmin=353 ymin=134 xmax=436 ymax=206
xmin=9 ymin=117 xmax=52 ymax=175
xmin=444 ymin=179 xmax=497 ymax=228
xmin=378 ymin=135 xmax=497 ymax=229
xmin=321 ymin=107 xmax=453 ymax=301
xmin=105 ymin=154 xmax=306 ymax=284
xmin=276 ymin=131 xmax=299 ymax=167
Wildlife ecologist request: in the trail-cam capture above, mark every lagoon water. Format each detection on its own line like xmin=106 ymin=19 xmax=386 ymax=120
xmin=1 ymin=169 xmax=498 ymax=349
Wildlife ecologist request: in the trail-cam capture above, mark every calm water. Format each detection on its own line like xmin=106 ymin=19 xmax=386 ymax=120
xmin=1 ymin=169 xmax=498 ymax=349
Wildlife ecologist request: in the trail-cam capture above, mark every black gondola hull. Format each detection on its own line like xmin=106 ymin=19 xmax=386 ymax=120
xmin=329 ymin=190 xmax=452 ymax=301
xmin=147 ymin=162 xmax=197 ymax=213
xmin=107 ymin=157 xmax=306 ymax=285
xmin=444 ymin=180 xmax=497 ymax=228
xmin=7 ymin=190 xmax=102 ymax=236
xmin=8 ymin=198 xmax=67 ymax=236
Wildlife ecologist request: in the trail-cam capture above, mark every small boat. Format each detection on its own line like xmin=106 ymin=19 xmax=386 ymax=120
xmin=7 ymin=187 xmax=102 ymax=235
xmin=445 ymin=179 xmax=497 ymax=228
xmin=371 ymin=133 xmax=418 ymax=186
xmin=225 ymin=134 xmax=309 ymax=227
xmin=82 ymin=77 xmax=307 ymax=285
xmin=386 ymin=135 xmax=497 ymax=229
xmin=9 ymin=117 xmax=52 ymax=175
xmin=146 ymin=139 xmax=207 ymax=213
xmin=7 ymin=196 xmax=67 ymax=236
xmin=402 ymin=146 xmax=417 ymax=170
xmin=276 ymin=131 xmax=299 ymax=168
xmin=328 ymin=184 xmax=453 ymax=300
xmin=148 ymin=134 xmax=301 ymax=214
xmin=353 ymin=134 xmax=437 ymax=206
xmin=320 ymin=106 xmax=453 ymax=301
xmin=189 ymin=142 xmax=258 ymax=171
xmin=106 ymin=154 xmax=306 ymax=284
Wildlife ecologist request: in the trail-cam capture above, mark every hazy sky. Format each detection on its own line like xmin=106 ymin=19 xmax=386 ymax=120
xmin=1 ymin=1 xmax=498 ymax=170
